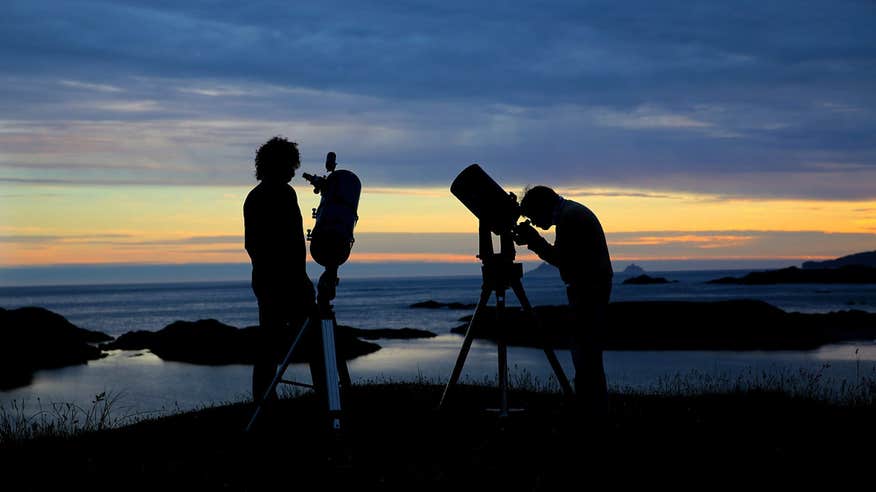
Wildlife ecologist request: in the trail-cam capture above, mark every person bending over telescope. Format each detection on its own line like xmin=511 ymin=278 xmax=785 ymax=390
xmin=244 ymin=136 xmax=320 ymax=406
xmin=513 ymin=186 xmax=613 ymax=418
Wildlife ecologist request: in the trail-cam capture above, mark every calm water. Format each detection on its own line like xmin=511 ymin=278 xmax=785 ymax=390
xmin=2 ymin=271 xmax=875 ymax=419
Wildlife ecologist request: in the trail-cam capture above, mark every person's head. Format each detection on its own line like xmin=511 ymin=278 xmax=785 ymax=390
xmin=520 ymin=185 xmax=561 ymax=229
xmin=254 ymin=136 xmax=300 ymax=183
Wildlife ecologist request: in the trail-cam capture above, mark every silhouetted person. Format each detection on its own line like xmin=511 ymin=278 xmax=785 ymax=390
xmin=514 ymin=186 xmax=613 ymax=419
xmin=244 ymin=136 xmax=318 ymax=405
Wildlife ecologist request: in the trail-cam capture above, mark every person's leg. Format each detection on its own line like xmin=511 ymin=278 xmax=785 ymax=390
xmin=306 ymin=317 xmax=327 ymax=402
xmin=571 ymin=331 xmax=608 ymax=418
xmin=253 ymin=300 xmax=282 ymax=404
xmin=568 ymin=282 xmax=611 ymax=419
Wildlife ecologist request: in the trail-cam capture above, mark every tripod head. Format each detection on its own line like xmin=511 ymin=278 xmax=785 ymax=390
xmin=477 ymin=221 xmax=524 ymax=293
xmin=317 ymin=265 xmax=339 ymax=317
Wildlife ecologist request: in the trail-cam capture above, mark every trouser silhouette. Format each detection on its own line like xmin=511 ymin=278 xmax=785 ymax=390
xmin=253 ymin=300 xmax=324 ymax=405
xmin=566 ymin=280 xmax=612 ymax=419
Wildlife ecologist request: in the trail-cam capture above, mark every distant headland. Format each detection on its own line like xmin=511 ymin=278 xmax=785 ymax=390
xmin=707 ymin=250 xmax=876 ymax=285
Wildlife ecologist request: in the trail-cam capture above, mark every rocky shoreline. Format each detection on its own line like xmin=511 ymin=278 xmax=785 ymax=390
xmin=708 ymin=265 xmax=876 ymax=284
xmin=0 ymin=307 xmax=436 ymax=390
xmin=451 ymin=299 xmax=876 ymax=350
xmin=4 ymin=298 xmax=876 ymax=390
xmin=0 ymin=307 xmax=112 ymax=390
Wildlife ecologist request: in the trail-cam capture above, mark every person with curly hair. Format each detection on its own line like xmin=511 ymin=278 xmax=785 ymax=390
xmin=244 ymin=136 xmax=318 ymax=407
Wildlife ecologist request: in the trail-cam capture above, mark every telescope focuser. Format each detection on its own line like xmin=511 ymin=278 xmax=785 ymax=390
xmin=302 ymin=172 xmax=327 ymax=194
xmin=302 ymin=152 xmax=339 ymax=194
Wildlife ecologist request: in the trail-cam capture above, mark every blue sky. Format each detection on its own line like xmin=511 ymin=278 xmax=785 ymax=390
xmin=2 ymin=0 xmax=874 ymax=198
xmin=1 ymin=1 xmax=875 ymax=281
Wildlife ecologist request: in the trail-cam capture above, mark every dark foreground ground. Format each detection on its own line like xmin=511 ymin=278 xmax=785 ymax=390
xmin=2 ymin=384 xmax=874 ymax=490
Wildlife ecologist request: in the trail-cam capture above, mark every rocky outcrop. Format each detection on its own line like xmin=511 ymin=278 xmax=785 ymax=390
xmin=802 ymin=251 xmax=876 ymax=269
xmin=101 ymin=319 xmax=384 ymax=365
xmin=449 ymin=300 xmax=876 ymax=351
xmin=620 ymin=264 xmax=646 ymax=276
xmin=622 ymin=274 xmax=676 ymax=285
xmin=708 ymin=266 xmax=876 ymax=284
xmin=0 ymin=307 xmax=112 ymax=390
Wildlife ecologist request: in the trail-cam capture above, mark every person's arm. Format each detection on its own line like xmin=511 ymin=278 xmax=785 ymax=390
xmin=514 ymin=222 xmax=559 ymax=266
xmin=528 ymin=234 xmax=559 ymax=266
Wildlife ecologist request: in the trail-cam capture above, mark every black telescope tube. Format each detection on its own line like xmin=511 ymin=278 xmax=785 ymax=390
xmin=450 ymin=164 xmax=520 ymax=235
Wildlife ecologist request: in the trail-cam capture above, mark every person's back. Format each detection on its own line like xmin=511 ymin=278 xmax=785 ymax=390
xmin=244 ymin=180 xmax=307 ymax=302
xmin=553 ymin=199 xmax=613 ymax=288
xmin=516 ymin=185 xmax=612 ymax=419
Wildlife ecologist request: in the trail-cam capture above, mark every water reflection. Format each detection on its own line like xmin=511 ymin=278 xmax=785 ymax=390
xmin=3 ymin=338 xmax=875 ymax=422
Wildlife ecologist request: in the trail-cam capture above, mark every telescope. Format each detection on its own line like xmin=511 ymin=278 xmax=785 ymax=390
xmin=441 ymin=163 xmax=573 ymax=415
xmin=304 ymin=152 xmax=361 ymax=268
xmin=450 ymin=164 xmax=521 ymax=236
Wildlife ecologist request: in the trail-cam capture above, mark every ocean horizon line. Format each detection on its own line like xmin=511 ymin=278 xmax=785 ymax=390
xmin=0 ymin=259 xmax=803 ymax=288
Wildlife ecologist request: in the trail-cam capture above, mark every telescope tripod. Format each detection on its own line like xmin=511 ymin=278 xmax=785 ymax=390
xmin=439 ymin=224 xmax=574 ymax=416
xmin=246 ymin=273 xmax=351 ymax=433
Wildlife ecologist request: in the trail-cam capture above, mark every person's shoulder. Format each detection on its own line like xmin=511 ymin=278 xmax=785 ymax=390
xmin=561 ymin=199 xmax=588 ymax=216
xmin=562 ymin=199 xmax=599 ymax=223
xmin=244 ymin=183 xmax=263 ymax=205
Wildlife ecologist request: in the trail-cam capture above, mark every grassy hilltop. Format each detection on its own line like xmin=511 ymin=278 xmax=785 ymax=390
xmin=2 ymin=382 xmax=874 ymax=490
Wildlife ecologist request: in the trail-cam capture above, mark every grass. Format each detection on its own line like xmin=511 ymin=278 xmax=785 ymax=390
xmin=0 ymin=391 xmax=129 ymax=443
xmin=4 ymin=364 xmax=874 ymax=445
xmin=2 ymin=371 xmax=874 ymax=490
xmin=646 ymin=363 xmax=876 ymax=406
xmin=1 ymin=381 xmax=873 ymax=490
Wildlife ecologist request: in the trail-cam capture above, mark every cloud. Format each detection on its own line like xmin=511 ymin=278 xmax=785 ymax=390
xmin=59 ymin=80 xmax=124 ymax=93
xmin=605 ymin=230 xmax=876 ymax=260
xmin=0 ymin=1 xmax=873 ymax=199
xmin=592 ymin=107 xmax=714 ymax=130
xmin=611 ymin=234 xmax=755 ymax=248
xmin=0 ymin=233 xmax=133 ymax=243
xmin=559 ymin=189 xmax=679 ymax=200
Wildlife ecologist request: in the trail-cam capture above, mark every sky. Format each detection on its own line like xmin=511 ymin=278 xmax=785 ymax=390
xmin=1 ymin=0 xmax=875 ymax=280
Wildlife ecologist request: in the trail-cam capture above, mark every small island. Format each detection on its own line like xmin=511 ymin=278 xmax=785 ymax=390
xmin=622 ymin=274 xmax=676 ymax=285
xmin=101 ymin=320 xmax=437 ymax=365
xmin=620 ymin=263 xmax=646 ymax=276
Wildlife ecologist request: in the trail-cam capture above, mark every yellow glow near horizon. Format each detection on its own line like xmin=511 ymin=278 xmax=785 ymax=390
xmin=560 ymin=190 xmax=876 ymax=235
xmin=1 ymin=182 xmax=875 ymax=266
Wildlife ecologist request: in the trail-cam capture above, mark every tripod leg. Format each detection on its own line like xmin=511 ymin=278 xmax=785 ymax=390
xmin=496 ymin=290 xmax=509 ymax=417
xmin=509 ymin=279 xmax=575 ymax=398
xmin=321 ymin=317 xmax=343 ymax=430
xmin=438 ymin=284 xmax=493 ymax=410
xmin=246 ymin=317 xmax=313 ymax=432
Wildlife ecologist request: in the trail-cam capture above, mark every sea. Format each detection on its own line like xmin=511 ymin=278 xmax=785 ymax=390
xmin=2 ymin=270 xmax=876 ymax=421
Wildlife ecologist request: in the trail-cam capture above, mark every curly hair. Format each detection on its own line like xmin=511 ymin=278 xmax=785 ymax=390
xmin=254 ymin=136 xmax=300 ymax=181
